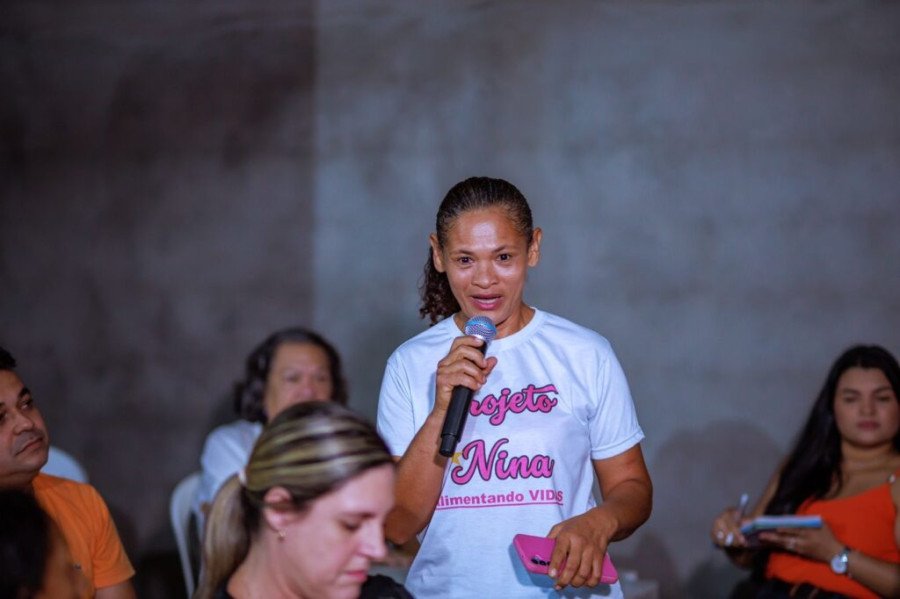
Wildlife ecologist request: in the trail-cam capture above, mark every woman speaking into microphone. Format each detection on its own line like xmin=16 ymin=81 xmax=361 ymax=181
xmin=376 ymin=176 xmax=652 ymax=598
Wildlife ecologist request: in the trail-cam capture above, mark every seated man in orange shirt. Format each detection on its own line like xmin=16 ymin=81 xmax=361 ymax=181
xmin=0 ymin=346 xmax=136 ymax=599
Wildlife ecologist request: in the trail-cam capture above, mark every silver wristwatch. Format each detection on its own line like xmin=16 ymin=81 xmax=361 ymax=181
xmin=829 ymin=546 xmax=851 ymax=575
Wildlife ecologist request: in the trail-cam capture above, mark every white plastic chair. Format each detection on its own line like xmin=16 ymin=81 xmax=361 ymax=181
xmin=170 ymin=471 xmax=201 ymax=598
xmin=42 ymin=446 xmax=89 ymax=483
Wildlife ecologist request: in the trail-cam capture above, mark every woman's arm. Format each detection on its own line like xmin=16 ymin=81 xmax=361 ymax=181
xmin=759 ymin=478 xmax=900 ymax=597
xmin=383 ymin=336 xmax=496 ymax=545
xmin=383 ymin=410 xmax=449 ymax=545
xmin=589 ymin=444 xmax=653 ymax=541
xmin=840 ymin=546 xmax=900 ymax=597
xmin=545 ymin=444 xmax=652 ymax=589
xmin=760 ymin=522 xmax=900 ymax=597
xmin=95 ymin=581 xmax=137 ymax=599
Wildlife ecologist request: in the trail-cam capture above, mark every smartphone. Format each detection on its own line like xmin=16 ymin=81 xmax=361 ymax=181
xmin=512 ymin=534 xmax=618 ymax=584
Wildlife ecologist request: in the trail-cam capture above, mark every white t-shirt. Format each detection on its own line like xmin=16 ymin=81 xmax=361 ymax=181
xmin=193 ymin=419 xmax=263 ymax=526
xmin=377 ymin=309 xmax=644 ymax=599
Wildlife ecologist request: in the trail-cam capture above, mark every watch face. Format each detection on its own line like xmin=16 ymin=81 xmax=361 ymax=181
xmin=830 ymin=551 xmax=849 ymax=574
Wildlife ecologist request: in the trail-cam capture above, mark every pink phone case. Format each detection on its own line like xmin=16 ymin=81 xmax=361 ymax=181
xmin=512 ymin=534 xmax=618 ymax=584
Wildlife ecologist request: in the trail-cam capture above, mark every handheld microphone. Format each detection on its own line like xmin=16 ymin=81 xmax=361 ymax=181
xmin=439 ymin=315 xmax=497 ymax=457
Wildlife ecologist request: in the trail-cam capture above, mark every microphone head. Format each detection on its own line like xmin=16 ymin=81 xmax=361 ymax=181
xmin=464 ymin=315 xmax=497 ymax=344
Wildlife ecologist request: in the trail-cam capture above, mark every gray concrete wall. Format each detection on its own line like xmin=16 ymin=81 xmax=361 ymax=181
xmin=2 ymin=1 xmax=899 ymax=597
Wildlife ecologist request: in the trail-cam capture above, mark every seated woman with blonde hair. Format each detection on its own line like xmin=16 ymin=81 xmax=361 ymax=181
xmin=196 ymin=401 xmax=411 ymax=599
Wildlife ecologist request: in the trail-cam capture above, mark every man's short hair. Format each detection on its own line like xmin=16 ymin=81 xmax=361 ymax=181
xmin=0 ymin=347 xmax=16 ymax=371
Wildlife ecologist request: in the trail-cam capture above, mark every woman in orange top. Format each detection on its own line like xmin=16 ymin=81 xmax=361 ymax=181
xmin=711 ymin=344 xmax=900 ymax=598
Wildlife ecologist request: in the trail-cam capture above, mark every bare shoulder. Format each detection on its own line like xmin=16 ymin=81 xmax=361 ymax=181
xmin=830 ymin=454 xmax=900 ymax=504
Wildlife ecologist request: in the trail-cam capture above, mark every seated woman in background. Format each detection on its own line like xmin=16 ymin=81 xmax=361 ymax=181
xmin=711 ymin=344 xmax=900 ymax=598
xmin=0 ymin=488 xmax=82 ymax=599
xmin=195 ymin=401 xmax=410 ymax=599
xmin=194 ymin=327 xmax=347 ymax=525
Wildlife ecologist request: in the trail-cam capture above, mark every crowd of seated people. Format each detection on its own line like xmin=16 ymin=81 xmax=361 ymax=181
xmin=4 ymin=182 xmax=898 ymax=599
xmin=7 ymin=336 xmax=899 ymax=598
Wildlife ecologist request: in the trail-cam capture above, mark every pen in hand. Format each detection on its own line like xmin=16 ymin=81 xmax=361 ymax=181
xmin=737 ymin=492 xmax=749 ymax=519
xmin=725 ymin=493 xmax=749 ymax=547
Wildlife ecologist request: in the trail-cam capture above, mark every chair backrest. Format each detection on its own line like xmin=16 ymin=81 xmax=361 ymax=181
xmin=41 ymin=446 xmax=89 ymax=483
xmin=170 ymin=471 xmax=201 ymax=599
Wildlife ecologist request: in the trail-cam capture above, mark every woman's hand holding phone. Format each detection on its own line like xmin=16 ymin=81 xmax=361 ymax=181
xmin=513 ymin=534 xmax=618 ymax=587
xmin=546 ymin=509 xmax=616 ymax=589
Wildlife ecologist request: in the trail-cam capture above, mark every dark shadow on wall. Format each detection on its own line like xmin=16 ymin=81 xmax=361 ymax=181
xmin=104 ymin=22 xmax=317 ymax=168
xmin=203 ymin=388 xmax=243 ymax=439
xmin=615 ymin=532 xmax=679 ymax=597
xmin=107 ymin=503 xmax=186 ymax=598
xmin=1 ymin=4 xmax=319 ymax=597
xmin=130 ymin=384 xmax=252 ymax=599
xmin=133 ymin=530 xmax=192 ymax=599
xmin=344 ymin=312 xmax=431 ymax=421
xmin=684 ymin=562 xmax=759 ymax=599
xmin=649 ymin=420 xmax=783 ymax=599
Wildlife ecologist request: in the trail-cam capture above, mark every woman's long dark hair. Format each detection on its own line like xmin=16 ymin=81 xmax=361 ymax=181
xmin=765 ymin=344 xmax=900 ymax=516
xmin=419 ymin=176 xmax=535 ymax=324
xmin=0 ymin=489 xmax=54 ymax=599
xmin=233 ymin=327 xmax=348 ymax=423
